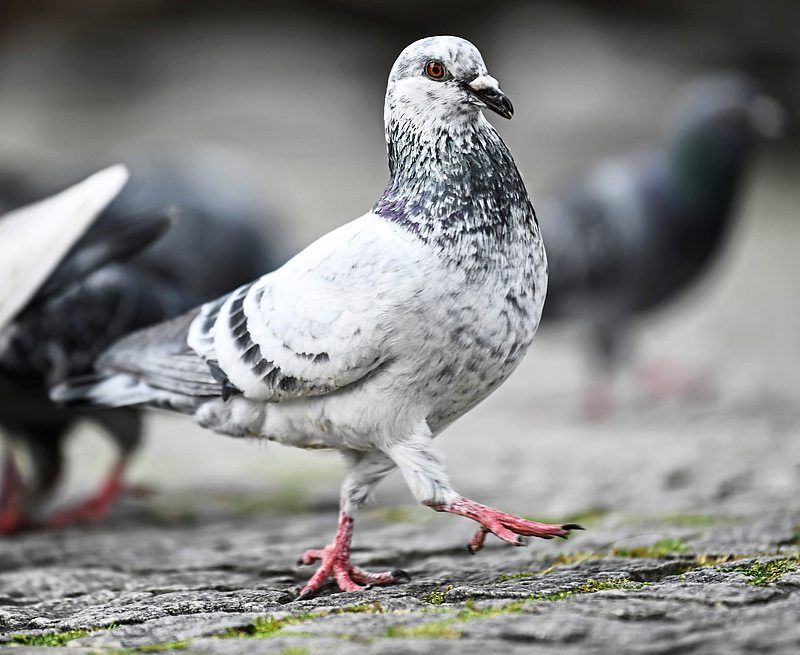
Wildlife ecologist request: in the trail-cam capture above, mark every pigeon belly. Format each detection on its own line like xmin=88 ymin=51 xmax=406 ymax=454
xmin=190 ymin=228 xmax=546 ymax=452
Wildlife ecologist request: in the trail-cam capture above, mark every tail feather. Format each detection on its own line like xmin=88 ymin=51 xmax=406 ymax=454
xmin=36 ymin=207 xmax=176 ymax=302
xmin=50 ymin=373 xmax=157 ymax=408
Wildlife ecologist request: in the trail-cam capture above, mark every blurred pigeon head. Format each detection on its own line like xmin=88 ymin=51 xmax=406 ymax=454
xmin=385 ymin=35 xmax=514 ymax=129
xmin=667 ymin=73 xmax=786 ymax=144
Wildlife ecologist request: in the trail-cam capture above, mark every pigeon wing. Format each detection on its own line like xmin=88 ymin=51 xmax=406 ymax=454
xmin=98 ymin=215 xmax=397 ymax=403
xmin=0 ymin=165 xmax=129 ymax=331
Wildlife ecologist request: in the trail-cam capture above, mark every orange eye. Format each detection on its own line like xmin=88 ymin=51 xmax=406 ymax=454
xmin=424 ymin=60 xmax=447 ymax=80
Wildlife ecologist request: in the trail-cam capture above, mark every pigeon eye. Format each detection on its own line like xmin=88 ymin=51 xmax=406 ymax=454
xmin=424 ymin=61 xmax=447 ymax=81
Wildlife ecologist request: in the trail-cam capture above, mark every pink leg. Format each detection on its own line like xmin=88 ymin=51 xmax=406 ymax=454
xmin=0 ymin=449 xmax=27 ymax=535
xmin=637 ymin=362 xmax=711 ymax=400
xmin=583 ymin=379 xmax=616 ymax=421
xmin=47 ymin=461 xmax=126 ymax=528
xmin=432 ymin=496 xmax=584 ymax=553
xmin=297 ymin=510 xmax=409 ymax=599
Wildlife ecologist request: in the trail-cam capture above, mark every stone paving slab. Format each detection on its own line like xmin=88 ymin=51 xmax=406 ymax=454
xmin=0 ymin=505 xmax=798 ymax=654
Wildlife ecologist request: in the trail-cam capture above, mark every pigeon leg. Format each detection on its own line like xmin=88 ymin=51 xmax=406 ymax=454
xmin=47 ymin=460 xmax=126 ymax=527
xmin=297 ymin=509 xmax=407 ymax=598
xmin=391 ymin=428 xmax=583 ymax=554
xmin=637 ymin=361 xmax=711 ymax=400
xmin=432 ymin=497 xmax=583 ymax=553
xmin=0 ymin=448 xmax=27 ymax=534
xmin=297 ymin=452 xmax=408 ymax=598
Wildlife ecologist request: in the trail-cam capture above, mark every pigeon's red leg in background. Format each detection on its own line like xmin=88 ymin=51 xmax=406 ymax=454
xmin=431 ymin=497 xmax=583 ymax=552
xmin=47 ymin=461 xmax=127 ymax=527
xmin=637 ymin=362 xmax=712 ymax=401
xmin=297 ymin=509 xmax=408 ymax=598
xmin=0 ymin=449 xmax=27 ymax=534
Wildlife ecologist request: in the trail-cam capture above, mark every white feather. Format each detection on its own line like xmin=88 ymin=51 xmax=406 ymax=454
xmin=0 ymin=165 xmax=129 ymax=331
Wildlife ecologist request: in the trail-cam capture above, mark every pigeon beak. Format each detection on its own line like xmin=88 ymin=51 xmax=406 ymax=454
xmin=466 ymin=75 xmax=514 ymax=119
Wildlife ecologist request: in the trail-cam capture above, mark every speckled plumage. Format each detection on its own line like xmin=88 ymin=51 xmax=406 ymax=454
xmin=55 ymin=37 xmax=575 ymax=595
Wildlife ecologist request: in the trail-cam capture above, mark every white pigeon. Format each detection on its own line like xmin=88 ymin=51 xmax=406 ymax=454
xmin=0 ymin=165 xmax=128 ymax=332
xmin=53 ymin=37 xmax=581 ymax=598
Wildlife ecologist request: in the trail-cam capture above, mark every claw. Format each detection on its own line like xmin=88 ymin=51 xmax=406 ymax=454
xmin=295 ymin=588 xmax=316 ymax=602
xmin=391 ymin=569 xmax=411 ymax=582
xmin=562 ymin=523 xmax=585 ymax=531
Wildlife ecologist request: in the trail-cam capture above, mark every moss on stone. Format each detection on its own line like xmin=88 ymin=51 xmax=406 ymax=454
xmin=9 ymin=629 xmax=90 ymax=647
xmin=221 ymin=601 xmax=387 ymax=640
xmin=497 ymin=570 xmax=539 ymax=583
xmin=531 ymin=578 xmax=648 ymax=601
xmin=735 ymin=558 xmax=798 ymax=586
xmin=613 ymin=538 xmax=691 ymax=558
xmin=425 ymin=585 xmax=454 ymax=604
xmin=386 ymin=622 xmax=463 ymax=639
xmin=388 ymin=578 xmax=647 ymax=639
xmin=281 ymin=648 xmax=311 ymax=655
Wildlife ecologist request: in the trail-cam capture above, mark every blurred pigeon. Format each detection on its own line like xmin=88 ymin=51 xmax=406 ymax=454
xmin=0 ymin=165 xmax=128 ymax=333
xmin=0 ymin=166 xmax=128 ymax=532
xmin=0 ymin=155 xmax=279 ymax=532
xmin=539 ymin=74 xmax=783 ymax=414
xmin=53 ymin=36 xmax=581 ymax=597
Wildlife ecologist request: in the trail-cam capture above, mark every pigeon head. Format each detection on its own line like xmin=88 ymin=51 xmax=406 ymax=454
xmin=385 ymin=36 xmax=513 ymax=132
xmin=664 ymin=74 xmax=784 ymax=209
xmin=668 ymin=74 xmax=785 ymax=151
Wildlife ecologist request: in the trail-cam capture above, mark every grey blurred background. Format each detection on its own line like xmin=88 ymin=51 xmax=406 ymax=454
xmin=0 ymin=1 xmax=798 ymax=522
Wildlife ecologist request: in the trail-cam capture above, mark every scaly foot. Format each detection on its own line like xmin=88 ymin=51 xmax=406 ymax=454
xmin=0 ymin=450 xmax=27 ymax=535
xmin=297 ymin=512 xmax=409 ymax=599
xmin=47 ymin=462 xmax=126 ymax=527
xmin=637 ymin=362 xmax=711 ymax=401
xmin=432 ymin=497 xmax=584 ymax=553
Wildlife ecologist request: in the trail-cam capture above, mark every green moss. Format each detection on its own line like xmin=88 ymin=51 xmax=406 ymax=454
xmin=735 ymin=558 xmax=799 ymax=586
xmin=9 ymin=629 xmax=90 ymax=647
xmin=497 ymin=570 xmax=539 ymax=583
xmin=221 ymin=602 xmax=386 ymax=640
xmin=281 ymin=648 xmax=311 ymax=655
xmin=424 ymin=585 xmax=454 ymax=604
xmin=613 ymin=538 xmax=691 ymax=558
xmin=388 ymin=579 xmax=647 ymax=639
xmin=531 ymin=577 xmax=647 ymax=601
xmin=386 ymin=622 xmax=462 ymax=639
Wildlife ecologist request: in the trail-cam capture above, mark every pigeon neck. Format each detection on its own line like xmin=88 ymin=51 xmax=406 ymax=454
xmin=374 ymin=112 xmax=537 ymax=261
xmin=667 ymin=123 xmax=756 ymax=221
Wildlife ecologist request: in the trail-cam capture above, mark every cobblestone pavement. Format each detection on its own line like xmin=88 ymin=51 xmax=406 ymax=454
xmin=0 ymin=9 xmax=799 ymax=653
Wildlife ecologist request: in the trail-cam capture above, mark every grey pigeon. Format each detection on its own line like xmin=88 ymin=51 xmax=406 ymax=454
xmin=538 ymin=73 xmax=783 ymax=411
xmin=0 ymin=166 xmax=128 ymax=532
xmin=0 ymin=157 xmax=278 ymax=532
xmin=53 ymin=36 xmax=581 ymax=598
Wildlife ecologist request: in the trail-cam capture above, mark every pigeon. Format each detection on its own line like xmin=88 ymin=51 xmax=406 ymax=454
xmin=0 ymin=166 xmax=128 ymax=333
xmin=52 ymin=36 xmax=582 ymax=597
xmin=538 ymin=74 xmax=783 ymax=411
xmin=0 ymin=166 xmax=129 ymax=532
xmin=0 ymin=158 xmax=277 ymax=532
